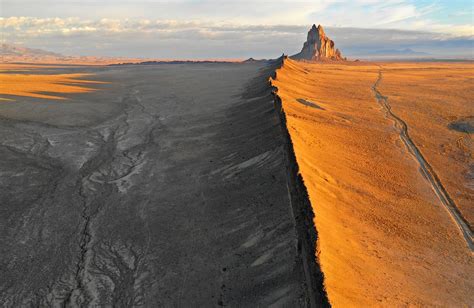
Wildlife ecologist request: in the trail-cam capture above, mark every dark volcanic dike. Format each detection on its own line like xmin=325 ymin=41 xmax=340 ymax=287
xmin=0 ymin=61 xmax=327 ymax=306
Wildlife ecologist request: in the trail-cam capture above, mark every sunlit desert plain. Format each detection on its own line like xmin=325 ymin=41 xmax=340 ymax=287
xmin=271 ymin=58 xmax=474 ymax=306
xmin=0 ymin=65 xmax=103 ymax=100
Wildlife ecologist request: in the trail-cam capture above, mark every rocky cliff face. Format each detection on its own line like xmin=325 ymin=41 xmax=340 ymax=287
xmin=292 ymin=24 xmax=344 ymax=61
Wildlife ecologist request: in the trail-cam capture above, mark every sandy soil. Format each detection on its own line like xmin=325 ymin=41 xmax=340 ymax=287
xmin=271 ymin=58 xmax=474 ymax=306
xmin=377 ymin=63 xmax=474 ymax=229
xmin=0 ymin=64 xmax=76 ymax=71
xmin=0 ymin=69 xmax=104 ymax=100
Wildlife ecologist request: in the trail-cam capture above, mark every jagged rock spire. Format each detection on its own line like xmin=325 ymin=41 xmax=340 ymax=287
xmin=292 ymin=24 xmax=344 ymax=61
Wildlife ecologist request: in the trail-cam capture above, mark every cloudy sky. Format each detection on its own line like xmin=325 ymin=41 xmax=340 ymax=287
xmin=1 ymin=0 xmax=473 ymax=59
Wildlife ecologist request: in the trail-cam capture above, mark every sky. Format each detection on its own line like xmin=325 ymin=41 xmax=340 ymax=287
xmin=1 ymin=0 xmax=473 ymax=59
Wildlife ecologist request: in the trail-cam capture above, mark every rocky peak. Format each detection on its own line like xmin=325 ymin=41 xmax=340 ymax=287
xmin=308 ymin=24 xmax=325 ymax=42
xmin=292 ymin=24 xmax=344 ymax=61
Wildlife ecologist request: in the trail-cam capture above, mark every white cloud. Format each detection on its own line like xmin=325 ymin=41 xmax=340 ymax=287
xmin=1 ymin=0 xmax=472 ymax=58
xmin=2 ymin=0 xmax=472 ymax=36
xmin=2 ymin=15 xmax=471 ymax=39
xmin=1 ymin=16 xmax=472 ymax=59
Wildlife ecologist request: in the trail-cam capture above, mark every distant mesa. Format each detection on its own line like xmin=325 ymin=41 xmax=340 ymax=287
xmin=292 ymin=24 xmax=344 ymax=61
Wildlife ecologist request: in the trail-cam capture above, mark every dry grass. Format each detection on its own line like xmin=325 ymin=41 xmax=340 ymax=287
xmin=271 ymin=58 xmax=474 ymax=306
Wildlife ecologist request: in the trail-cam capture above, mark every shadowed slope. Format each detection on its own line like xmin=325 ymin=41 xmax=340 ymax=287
xmin=1 ymin=61 xmax=326 ymax=306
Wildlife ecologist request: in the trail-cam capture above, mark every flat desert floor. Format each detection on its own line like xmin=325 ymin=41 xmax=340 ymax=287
xmin=272 ymin=58 xmax=473 ymax=306
xmin=0 ymin=62 xmax=323 ymax=306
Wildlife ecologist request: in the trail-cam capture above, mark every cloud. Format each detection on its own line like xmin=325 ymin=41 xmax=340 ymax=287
xmin=2 ymin=1 xmax=472 ymax=35
xmin=1 ymin=17 xmax=472 ymax=59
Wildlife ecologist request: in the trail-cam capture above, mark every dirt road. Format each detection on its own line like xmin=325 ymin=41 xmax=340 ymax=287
xmin=373 ymin=69 xmax=473 ymax=251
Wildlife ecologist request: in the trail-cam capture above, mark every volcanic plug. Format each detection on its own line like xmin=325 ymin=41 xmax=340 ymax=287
xmin=292 ymin=24 xmax=344 ymax=61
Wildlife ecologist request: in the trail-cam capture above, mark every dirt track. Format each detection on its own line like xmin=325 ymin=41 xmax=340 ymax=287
xmin=373 ymin=69 xmax=473 ymax=251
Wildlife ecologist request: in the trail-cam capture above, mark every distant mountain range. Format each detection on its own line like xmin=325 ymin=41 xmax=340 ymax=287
xmin=0 ymin=43 xmax=154 ymax=65
xmin=1 ymin=43 xmax=63 ymax=57
xmin=1 ymin=43 xmax=106 ymax=64
xmin=1 ymin=42 xmax=468 ymax=64
xmin=0 ymin=43 xmax=244 ymax=65
xmin=367 ymin=48 xmax=428 ymax=56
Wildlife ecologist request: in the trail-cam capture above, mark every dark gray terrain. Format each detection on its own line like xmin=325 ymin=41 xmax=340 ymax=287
xmin=0 ymin=62 xmax=323 ymax=306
